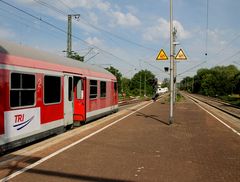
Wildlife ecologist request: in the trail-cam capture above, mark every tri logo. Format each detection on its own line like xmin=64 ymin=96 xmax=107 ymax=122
xmin=13 ymin=114 xmax=35 ymax=130
xmin=4 ymin=108 xmax=40 ymax=138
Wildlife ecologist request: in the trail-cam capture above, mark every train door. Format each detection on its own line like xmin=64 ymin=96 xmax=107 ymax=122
xmin=73 ymin=76 xmax=86 ymax=125
xmin=110 ymin=81 xmax=118 ymax=109
xmin=113 ymin=82 xmax=118 ymax=105
xmin=64 ymin=75 xmax=73 ymax=126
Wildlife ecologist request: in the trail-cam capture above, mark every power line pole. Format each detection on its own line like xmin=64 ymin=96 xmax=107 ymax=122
xmin=144 ymin=71 xmax=146 ymax=97
xmin=139 ymin=74 xmax=142 ymax=97
xmin=173 ymin=27 xmax=177 ymax=103
xmin=169 ymin=0 xmax=174 ymax=124
xmin=67 ymin=14 xmax=80 ymax=58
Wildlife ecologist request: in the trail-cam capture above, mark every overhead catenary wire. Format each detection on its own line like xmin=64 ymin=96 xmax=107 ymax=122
xmin=177 ymin=61 xmax=207 ymax=76
xmin=205 ymin=0 xmax=209 ymax=57
xmin=0 ymin=7 xmax=68 ymax=44
xmin=56 ymin=0 xmax=158 ymax=52
xmin=33 ymin=0 xmax=158 ymax=53
xmin=33 ymin=0 xmax=66 ymax=16
xmin=218 ymin=50 xmax=240 ymax=65
xmin=143 ymin=61 xmax=169 ymax=75
xmin=31 ymin=0 xmax=157 ymax=65
xmin=0 ymin=0 xmax=136 ymax=67
xmin=178 ymin=0 xmax=239 ymax=77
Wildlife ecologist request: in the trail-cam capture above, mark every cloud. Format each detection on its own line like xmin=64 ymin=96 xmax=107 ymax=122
xmin=143 ymin=18 xmax=191 ymax=41
xmin=143 ymin=18 xmax=169 ymax=41
xmin=15 ymin=0 xmax=142 ymax=29
xmin=52 ymin=0 xmax=141 ymax=28
xmin=85 ymin=36 xmax=104 ymax=47
xmin=111 ymin=11 xmax=141 ymax=27
xmin=96 ymin=1 xmax=111 ymax=11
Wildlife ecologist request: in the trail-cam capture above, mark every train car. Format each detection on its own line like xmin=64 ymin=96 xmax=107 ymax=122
xmin=0 ymin=40 xmax=118 ymax=152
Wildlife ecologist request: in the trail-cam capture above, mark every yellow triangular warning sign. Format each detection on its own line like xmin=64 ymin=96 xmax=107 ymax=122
xmin=156 ymin=49 xmax=168 ymax=60
xmin=175 ymin=49 xmax=187 ymax=60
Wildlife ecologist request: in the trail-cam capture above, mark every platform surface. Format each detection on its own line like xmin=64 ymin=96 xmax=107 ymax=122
xmin=4 ymin=97 xmax=240 ymax=182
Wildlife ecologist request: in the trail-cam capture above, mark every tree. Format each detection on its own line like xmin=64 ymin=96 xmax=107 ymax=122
xmin=182 ymin=65 xmax=240 ymax=97
xmin=161 ymin=78 xmax=170 ymax=88
xmin=69 ymin=52 xmax=84 ymax=62
xmin=105 ymin=66 xmax=122 ymax=92
xmin=121 ymin=77 xmax=131 ymax=96
xmin=180 ymin=76 xmax=193 ymax=92
xmin=130 ymin=70 xmax=155 ymax=97
xmin=233 ymin=72 xmax=240 ymax=94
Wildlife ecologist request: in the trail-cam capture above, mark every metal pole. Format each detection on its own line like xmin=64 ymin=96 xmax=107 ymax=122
xmin=169 ymin=0 xmax=174 ymax=124
xmin=140 ymin=74 xmax=141 ymax=97
xmin=173 ymin=28 xmax=177 ymax=103
xmin=144 ymin=71 xmax=146 ymax=97
xmin=67 ymin=15 xmax=72 ymax=58
xmin=67 ymin=14 xmax=80 ymax=58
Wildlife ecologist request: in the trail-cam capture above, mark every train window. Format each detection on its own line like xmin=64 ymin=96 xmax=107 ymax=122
xmin=76 ymin=79 xmax=82 ymax=99
xmin=44 ymin=75 xmax=61 ymax=104
xmin=90 ymin=80 xmax=97 ymax=99
xmin=100 ymin=81 xmax=106 ymax=98
xmin=114 ymin=82 xmax=117 ymax=92
xmin=10 ymin=73 xmax=35 ymax=107
xmin=68 ymin=77 xmax=73 ymax=101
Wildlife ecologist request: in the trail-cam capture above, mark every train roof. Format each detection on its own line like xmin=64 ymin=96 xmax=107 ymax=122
xmin=0 ymin=40 xmax=115 ymax=80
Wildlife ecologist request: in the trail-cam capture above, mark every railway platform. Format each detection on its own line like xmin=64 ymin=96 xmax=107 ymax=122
xmin=1 ymin=95 xmax=240 ymax=182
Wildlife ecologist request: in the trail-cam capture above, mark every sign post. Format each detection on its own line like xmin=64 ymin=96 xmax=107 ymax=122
xmin=169 ymin=0 xmax=174 ymax=124
xmin=155 ymin=0 xmax=187 ymax=125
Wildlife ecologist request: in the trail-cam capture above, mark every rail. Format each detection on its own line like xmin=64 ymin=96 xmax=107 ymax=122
xmin=181 ymin=92 xmax=240 ymax=120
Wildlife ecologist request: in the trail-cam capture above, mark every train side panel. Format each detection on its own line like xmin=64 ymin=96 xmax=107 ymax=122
xmin=86 ymin=79 xmax=118 ymax=122
xmin=0 ymin=40 xmax=118 ymax=152
xmin=0 ymin=67 xmax=65 ymax=152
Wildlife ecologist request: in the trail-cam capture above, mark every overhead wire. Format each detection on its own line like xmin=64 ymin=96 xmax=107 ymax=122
xmin=205 ymin=0 xmax=209 ymax=57
xmin=218 ymin=50 xmax=240 ymax=65
xmin=33 ymin=0 xmax=66 ymax=16
xmin=0 ymin=0 xmax=136 ymax=67
xmin=178 ymin=0 xmax=239 ymax=77
xmin=0 ymin=7 xmax=67 ymax=42
xmin=79 ymin=18 xmax=158 ymax=52
xmin=32 ymin=0 xmax=162 ymax=70
xmin=143 ymin=61 xmax=169 ymax=75
xmin=31 ymin=0 xmax=151 ymax=66
xmin=57 ymin=0 xmax=158 ymax=52
xmin=213 ymin=32 xmax=240 ymax=57
xmin=177 ymin=61 xmax=207 ymax=76
xmin=33 ymin=0 xmax=158 ymax=53
xmin=58 ymin=0 xmax=78 ymax=14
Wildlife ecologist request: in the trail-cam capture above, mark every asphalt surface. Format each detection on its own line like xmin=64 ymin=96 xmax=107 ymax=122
xmin=1 ymin=96 xmax=240 ymax=182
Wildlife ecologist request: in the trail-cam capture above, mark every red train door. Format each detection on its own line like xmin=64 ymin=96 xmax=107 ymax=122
xmin=110 ymin=81 xmax=118 ymax=108
xmin=73 ymin=76 xmax=86 ymax=125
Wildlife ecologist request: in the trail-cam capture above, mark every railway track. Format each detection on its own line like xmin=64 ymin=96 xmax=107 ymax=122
xmin=181 ymin=92 xmax=240 ymax=120
xmin=118 ymin=98 xmax=150 ymax=107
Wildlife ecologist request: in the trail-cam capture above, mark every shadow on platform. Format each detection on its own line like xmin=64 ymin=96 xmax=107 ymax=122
xmin=2 ymin=165 xmax=132 ymax=182
xmin=136 ymin=111 xmax=170 ymax=126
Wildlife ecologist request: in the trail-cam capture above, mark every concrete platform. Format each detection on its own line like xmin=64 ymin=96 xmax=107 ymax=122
xmin=2 ymin=97 xmax=240 ymax=182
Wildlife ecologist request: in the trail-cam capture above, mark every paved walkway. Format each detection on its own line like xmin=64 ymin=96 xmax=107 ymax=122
xmin=3 ymin=97 xmax=240 ymax=182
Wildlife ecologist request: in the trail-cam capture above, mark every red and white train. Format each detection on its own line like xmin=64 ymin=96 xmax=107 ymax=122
xmin=0 ymin=40 xmax=118 ymax=152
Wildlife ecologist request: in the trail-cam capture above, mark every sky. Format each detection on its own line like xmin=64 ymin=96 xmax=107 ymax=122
xmin=0 ymin=0 xmax=239 ymax=82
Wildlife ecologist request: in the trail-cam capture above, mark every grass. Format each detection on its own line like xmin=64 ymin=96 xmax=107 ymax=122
xmin=219 ymin=95 xmax=240 ymax=107
xmin=176 ymin=93 xmax=185 ymax=102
